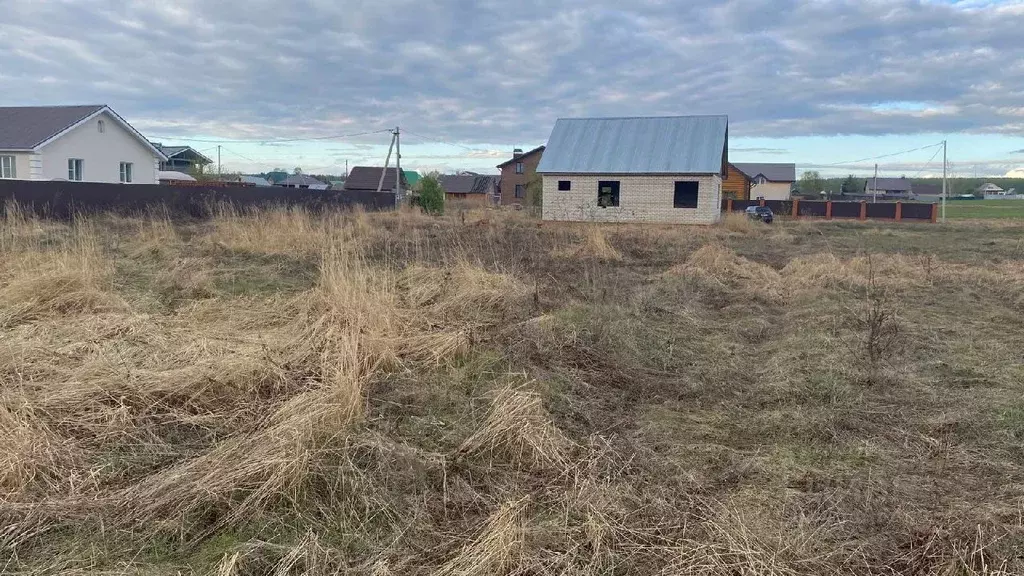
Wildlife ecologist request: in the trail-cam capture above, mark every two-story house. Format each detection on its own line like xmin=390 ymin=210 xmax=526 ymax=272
xmin=497 ymin=145 xmax=544 ymax=206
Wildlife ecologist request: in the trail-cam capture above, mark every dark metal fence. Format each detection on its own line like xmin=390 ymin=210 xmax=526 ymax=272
xmin=721 ymin=197 xmax=935 ymax=222
xmin=0 ymin=180 xmax=395 ymax=219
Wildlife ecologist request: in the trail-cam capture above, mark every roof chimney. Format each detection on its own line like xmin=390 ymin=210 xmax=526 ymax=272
xmin=513 ymin=148 xmax=523 ymax=158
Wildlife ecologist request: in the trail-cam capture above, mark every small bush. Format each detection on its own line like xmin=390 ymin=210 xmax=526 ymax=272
xmin=419 ymin=175 xmax=445 ymax=215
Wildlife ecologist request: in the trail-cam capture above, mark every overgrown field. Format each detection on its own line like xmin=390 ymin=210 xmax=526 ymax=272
xmin=2 ymin=207 xmax=1023 ymax=575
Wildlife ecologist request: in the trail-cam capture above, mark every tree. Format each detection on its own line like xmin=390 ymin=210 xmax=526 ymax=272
xmin=841 ymin=175 xmax=858 ymax=196
xmin=419 ymin=175 xmax=445 ymax=215
xmin=293 ymin=167 xmax=303 ymax=175
xmin=797 ymin=170 xmax=826 ymax=198
xmin=526 ymin=173 xmax=543 ymax=208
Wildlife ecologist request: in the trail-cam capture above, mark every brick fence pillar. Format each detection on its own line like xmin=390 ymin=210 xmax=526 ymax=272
xmin=859 ymin=201 xmax=867 ymax=221
xmin=792 ymin=199 xmax=800 ymax=218
xmin=726 ymin=198 xmax=733 ymax=213
xmin=826 ymin=201 xmax=833 ymax=220
xmin=759 ymin=198 xmax=766 ymax=207
xmin=931 ymin=203 xmax=938 ymax=223
xmin=895 ymin=201 xmax=902 ymax=222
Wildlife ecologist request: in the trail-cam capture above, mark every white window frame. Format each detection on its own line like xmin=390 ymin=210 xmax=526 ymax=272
xmin=0 ymin=155 xmax=15 ymax=179
xmin=120 ymin=162 xmax=133 ymax=183
xmin=68 ymin=158 xmax=84 ymax=181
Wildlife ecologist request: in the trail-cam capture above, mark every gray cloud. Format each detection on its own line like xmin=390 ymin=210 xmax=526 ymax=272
xmin=2 ymin=0 xmax=1024 ymax=146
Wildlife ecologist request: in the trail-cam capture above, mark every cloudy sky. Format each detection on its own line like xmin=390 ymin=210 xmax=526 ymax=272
xmin=3 ymin=0 xmax=1024 ymax=177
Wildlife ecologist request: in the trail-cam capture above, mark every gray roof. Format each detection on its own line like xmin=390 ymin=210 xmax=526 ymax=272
xmin=0 ymin=105 xmax=105 ymax=149
xmin=278 ymin=173 xmax=327 ymax=187
xmin=536 ymin=115 xmax=728 ymax=174
xmin=439 ymin=174 xmax=497 ymax=194
xmin=240 ymin=175 xmax=272 ymax=186
xmin=865 ymin=177 xmax=913 ymax=192
xmin=153 ymin=144 xmax=213 ymax=164
xmin=497 ymin=145 xmax=545 ymax=168
xmin=733 ymin=162 xmax=796 ymax=182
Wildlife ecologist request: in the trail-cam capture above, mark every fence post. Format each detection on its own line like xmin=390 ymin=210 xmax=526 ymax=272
xmin=931 ymin=203 xmax=938 ymax=223
xmin=791 ymin=199 xmax=799 ymax=218
xmin=759 ymin=198 xmax=766 ymax=207
xmin=726 ymin=198 xmax=733 ymax=213
xmin=895 ymin=201 xmax=902 ymax=222
xmin=859 ymin=201 xmax=867 ymax=221
xmin=826 ymin=201 xmax=833 ymax=220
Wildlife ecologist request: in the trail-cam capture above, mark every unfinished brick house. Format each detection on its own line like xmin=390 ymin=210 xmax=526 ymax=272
xmin=537 ymin=115 xmax=728 ymax=225
xmin=496 ymin=145 xmax=544 ymax=206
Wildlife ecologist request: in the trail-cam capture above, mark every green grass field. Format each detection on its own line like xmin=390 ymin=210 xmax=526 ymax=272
xmin=944 ymin=199 xmax=1024 ymax=219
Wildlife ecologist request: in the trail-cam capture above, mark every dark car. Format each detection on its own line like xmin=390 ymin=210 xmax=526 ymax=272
xmin=745 ymin=205 xmax=774 ymax=224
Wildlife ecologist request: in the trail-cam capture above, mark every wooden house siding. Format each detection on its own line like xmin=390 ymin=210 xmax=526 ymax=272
xmin=722 ymin=163 xmax=751 ymax=200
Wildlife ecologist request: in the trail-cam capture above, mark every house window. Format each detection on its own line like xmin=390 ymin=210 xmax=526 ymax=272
xmin=515 ymin=184 xmax=525 ymax=198
xmin=0 ymin=156 xmax=15 ymax=179
xmin=515 ymin=162 xmax=523 ymax=174
xmin=97 ymin=120 xmax=105 ymax=133
xmin=119 ymin=162 xmax=133 ymax=183
xmin=68 ymin=159 xmax=84 ymax=181
xmin=597 ymin=181 xmax=620 ymax=207
xmin=558 ymin=180 xmax=571 ymax=191
xmin=674 ymin=181 xmax=699 ymax=208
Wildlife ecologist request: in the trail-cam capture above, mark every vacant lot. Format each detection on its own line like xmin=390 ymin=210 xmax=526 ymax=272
xmin=945 ymin=199 xmax=1024 ymax=219
xmin=1 ymin=207 xmax=1023 ymax=575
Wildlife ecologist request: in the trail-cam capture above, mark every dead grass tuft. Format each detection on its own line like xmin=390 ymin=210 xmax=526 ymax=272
xmin=669 ymin=243 xmax=784 ymax=301
xmin=434 ymin=499 xmax=527 ymax=576
xmin=552 ymin=225 xmax=623 ymax=260
xmin=721 ymin=211 xmax=761 ymax=234
xmin=459 ymin=384 xmax=572 ymax=469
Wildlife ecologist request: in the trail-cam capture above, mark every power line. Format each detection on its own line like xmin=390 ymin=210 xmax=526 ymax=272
xmin=146 ymin=128 xmax=392 ymax=145
xmin=820 ymin=142 xmax=945 ymax=167
xmin=909 ymin=146 xmax=944 ymax=179
xmin=401 ymin=130 xmax=483 ymax=152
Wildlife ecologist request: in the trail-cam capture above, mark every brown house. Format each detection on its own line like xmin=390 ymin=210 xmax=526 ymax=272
xmin=439 ymin=174 xmax=498 ymax=207
xmin=496 ymin=146 xmax=544 ymax=206
xmin=722 ymin=163 xmax=752 ymax=200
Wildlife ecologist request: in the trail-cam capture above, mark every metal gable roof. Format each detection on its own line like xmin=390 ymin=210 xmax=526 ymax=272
xmin=0 ymin=105 xmax=105 ymax=149
xmin=536 ymin=115 xmax=728 ymax=174
xmin=733 ymin=162 xmax=796 ymax=183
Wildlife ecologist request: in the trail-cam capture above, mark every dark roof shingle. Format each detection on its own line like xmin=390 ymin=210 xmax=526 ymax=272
xmin=0 ymin=105 xmax=105 ymax=149
xmin=865 ymin=177 xmax=913 ymax=192
xmin=733 ymin=162 xmax=796 ymax=182
xmin=439 ymin=175 xmax=496 ymax=194
xmin=344 ymin=167 xmax=406 ymax=191
xmin=497 ymin=146 xmax=545 ymax=168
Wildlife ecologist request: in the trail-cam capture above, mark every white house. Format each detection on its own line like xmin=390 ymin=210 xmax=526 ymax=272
xmin=0 ymin=105 xmax=166 ymax=184
xmin=733 ymin=163 xmax=796 ymax=200
xmin=537 ymin=115 xmax=728 ymax=225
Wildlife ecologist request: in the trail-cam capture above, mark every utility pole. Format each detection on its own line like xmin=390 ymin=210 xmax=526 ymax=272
xmin=345 ymin=159 xmax=348 ymax=177
xmin=394 ymin=126 xmax=402 ymax=207
xmin=873 ymin=163 xmax=878 ymax=203
xmin=375 ymin=132 xmax=396 ymax=194
xmin=217 ymin=145 xmax=222 ymax=179
xmin=941 ymin=140 xmax=948 ymax=223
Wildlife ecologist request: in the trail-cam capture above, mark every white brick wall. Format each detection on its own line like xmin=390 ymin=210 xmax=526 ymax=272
xmin=541 ymin=173 xmax=723 ymax=224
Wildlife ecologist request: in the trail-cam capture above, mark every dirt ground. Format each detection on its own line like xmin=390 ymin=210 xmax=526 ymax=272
xmin=1 ymin=206 xmax=1022 ymax=575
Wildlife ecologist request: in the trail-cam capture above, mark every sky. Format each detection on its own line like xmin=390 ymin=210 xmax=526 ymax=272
xmin=2 ymin=0 xmax=1024 ymax=178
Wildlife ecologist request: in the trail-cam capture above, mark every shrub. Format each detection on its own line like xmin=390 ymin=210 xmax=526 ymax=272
xmin=419 ymin=175 xmax=445 ymax=215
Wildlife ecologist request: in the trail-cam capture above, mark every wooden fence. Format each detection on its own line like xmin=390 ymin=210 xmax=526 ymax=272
xmin=0 ymin=180 xmax=395 ymax=219
xmin=722 ymin=198 xmax=937 ymax=222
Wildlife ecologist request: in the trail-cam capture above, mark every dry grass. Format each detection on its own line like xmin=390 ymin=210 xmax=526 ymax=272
xmin=1 ymin=206 xmax=1022 ymax=575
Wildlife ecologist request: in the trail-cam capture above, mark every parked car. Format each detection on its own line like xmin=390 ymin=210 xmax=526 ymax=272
xmin=745 ymin=205 xmax=774 ymax=224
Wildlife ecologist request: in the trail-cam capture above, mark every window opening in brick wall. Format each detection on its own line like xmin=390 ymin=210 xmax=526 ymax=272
xmin=597 ymin=181 xmax=620 ymax=207
xmin=558 ymin=180 xmax=571 ymax=191
xmin=673 ymin=181 xmax=699 ymax=208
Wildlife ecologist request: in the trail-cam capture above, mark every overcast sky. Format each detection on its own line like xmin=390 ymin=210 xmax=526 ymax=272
xmin=3 ymin=0 xmax=1024 ymax=177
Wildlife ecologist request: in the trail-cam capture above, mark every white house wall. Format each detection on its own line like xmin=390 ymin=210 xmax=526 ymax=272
xmin=39 ymin=111 xmax=159 ymax=184
xmin=542 ymin=173 xmax=722 ymax=224
xmin=0 ymin=152 xmax=33 ymax=180
xmin=750 ymin=182 xmax=791 ymax=201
